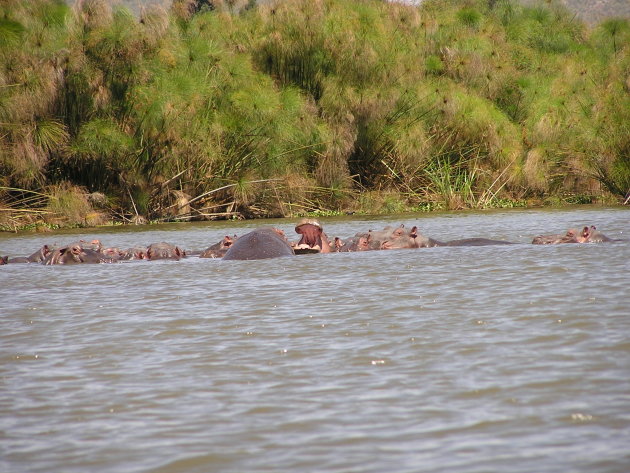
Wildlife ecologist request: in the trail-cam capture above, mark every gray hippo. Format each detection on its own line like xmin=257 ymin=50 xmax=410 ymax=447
xmin=532 ymin=225 xmax=614 ymax=244
xmin=413 ymin=228 xmax=514 ymax=248
xmin=1 ymin=245 xmax=52 ymax=264
xmin=223 ymin=228 xmax=294 ymax=260
xmin=199 ymin=235 xmax=238 ymax=258
xmin=345 ymin=225 xmax=418 ymax=250
xmin=355 ymin=224 xmax=513 ymax=250
xmin=334 ymin=235 xmax=370 ymax=252
xmin=348 ymin=224 xmax=514 ymax=249
xmin=579 ymin=225 xmax=614 ymax=243
xmin=532 ymin=228 xmax=580 ymax=244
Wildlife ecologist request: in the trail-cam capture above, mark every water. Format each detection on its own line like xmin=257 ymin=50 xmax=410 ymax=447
xmin=1 ymin=207 xmax=629 ymax=473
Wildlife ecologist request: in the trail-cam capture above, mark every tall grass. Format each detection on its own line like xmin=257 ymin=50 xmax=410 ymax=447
xmin=1 ymin=0 xmax=628 ymax=228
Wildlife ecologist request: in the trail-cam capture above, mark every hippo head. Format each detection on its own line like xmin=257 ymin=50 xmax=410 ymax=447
xmin=295 ymin=218 xmax=324 ymax=249
xmin=146 ymin=242 xmax=185 ymax=260
xmin=379 ymin=226 xmax=419 ymax=250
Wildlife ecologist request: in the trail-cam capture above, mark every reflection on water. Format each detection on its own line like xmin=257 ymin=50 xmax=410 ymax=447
xmin=1 ymin=207 xmax=629 ymax=473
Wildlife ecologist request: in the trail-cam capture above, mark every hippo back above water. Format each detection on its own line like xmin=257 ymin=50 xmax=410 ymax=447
xmin=222 ymin=228 xmax=295 ymax=260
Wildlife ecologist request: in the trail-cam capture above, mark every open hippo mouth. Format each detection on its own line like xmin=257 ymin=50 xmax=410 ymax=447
xmin=294 ymin=219 xmax=329 ymax=253
xmin=295 ymin=220 xmax=322 ymax=246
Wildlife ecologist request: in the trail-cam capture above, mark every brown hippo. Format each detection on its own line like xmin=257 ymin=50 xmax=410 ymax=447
xmin=99 ymin=247 xmax=126 ymax=261
xmin=223 ymin=228 xmax=294 ymax=260
xmin=579 ymin=225 xmax=614 ymax=243
xmin=334 ymin=235 xmax=371 ymax=252
xmin=199 ymin=235 xmax=238 ymax=259
xmin=532 ymin=228 xmax=580 ymax=244
xmin=73 ymin=239 xmax=103 ymax=252
xmin=294 ymin=218 xmax=332 ymax=253
xmin=146 ymin=242 xmax=186 ymax=260
xmin=377 ymin=226 xmax=421 ymax=250
xmin=357 ymin=225 xmax=514 ymax=249
xmin=119 ymin=247 xmax=148 ymax=260
xmin=43 ymin=244 xmax=117 ymax=265
xmin=349 ymin=225 xmax=419 ymax=250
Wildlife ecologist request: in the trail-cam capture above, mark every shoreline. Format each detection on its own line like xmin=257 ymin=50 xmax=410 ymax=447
xmin=1 ymin=199 xmax=626 ymax=235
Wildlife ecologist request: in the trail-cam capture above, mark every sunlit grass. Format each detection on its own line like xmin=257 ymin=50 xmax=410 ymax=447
xmin=0 ymin=0 xmax=628 ymax=230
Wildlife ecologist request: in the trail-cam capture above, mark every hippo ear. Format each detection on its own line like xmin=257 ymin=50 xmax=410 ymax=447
xmin=334 ymin=237 xmax=343 ymax=248
xmin=410 ymin=226 xmax=418 ymax=238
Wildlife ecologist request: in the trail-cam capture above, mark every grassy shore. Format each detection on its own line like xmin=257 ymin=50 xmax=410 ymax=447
xmin=1 ymin=0 xmax=628 ymax=232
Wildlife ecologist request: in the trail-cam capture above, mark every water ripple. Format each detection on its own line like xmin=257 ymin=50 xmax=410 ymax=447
xmin=1 ymin=208 xmax=629 ymax=473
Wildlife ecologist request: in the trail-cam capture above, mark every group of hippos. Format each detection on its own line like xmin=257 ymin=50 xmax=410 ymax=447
xmin=0 ymin=218 xmax=619 ymax=265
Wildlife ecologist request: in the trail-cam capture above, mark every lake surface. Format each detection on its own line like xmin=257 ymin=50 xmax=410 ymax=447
xmin=1 ymin=207 xmax=629 ymax=473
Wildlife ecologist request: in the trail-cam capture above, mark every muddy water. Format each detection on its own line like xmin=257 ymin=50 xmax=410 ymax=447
xmin=1 ymin=207 xmax=629 ymax=473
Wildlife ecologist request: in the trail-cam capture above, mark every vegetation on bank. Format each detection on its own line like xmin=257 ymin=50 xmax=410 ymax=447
xmin=0 ymin=0 xmax=628 ymax=231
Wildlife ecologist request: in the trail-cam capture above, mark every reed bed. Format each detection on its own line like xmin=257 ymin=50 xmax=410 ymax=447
xmin=0 ymin=0 xmax=628 ymax=230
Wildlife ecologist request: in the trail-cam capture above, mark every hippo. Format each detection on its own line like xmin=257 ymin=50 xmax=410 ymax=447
xmin=2 ymin=255 xmax=31 ymax=264
xmin=443 ymin=237 xmax=515 ymax=246
xmin=357 ymin=225 xmax=514 ymax=249
xmin=412 ymin=229 xmax=514 ymax=247
xmin=119 ymin=247 xmax=148 ymax=260
xmin=532 ymin=228 xmax=580 ymax=244
xmin=580 ymin=225 xmax=614 ymax=243
xmin=98 ymin=247 xmax=126 ymax=261
xmin=532 ymin=225 xmax=614 ymax=244
xmin=199 ymin=235 xmax=238 ymax=259
xmin=349 ymin=225 xmax=419 ymax=250
xmin=43 ymin=244 xmax=117 ymax=265
xmin=28 ymin=245 xmax=53 ymax=262
xmin=334 ymin=235 xmax=371 ymax=252
xmin=294 ymin=218 xmax=332 ymax=253
xmin=222 ymin=228 xmax=294 ymax=260
xmin=377 ymin=226 xmax=421 ymax=250
xmin=71 ymin=239 xmax=103 ymax=252
xmin=1 ymin=245 xmax=53 ymax=264
xmin=146 ymin=242 xmax=186 ymax=260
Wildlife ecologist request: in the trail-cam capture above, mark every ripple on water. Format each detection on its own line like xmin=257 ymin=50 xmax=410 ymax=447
xmin=1 ymin=208 xmax=629 ymax=473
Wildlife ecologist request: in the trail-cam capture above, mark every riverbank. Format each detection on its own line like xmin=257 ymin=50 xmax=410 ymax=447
xmin=1 ymin=184 xmax=623 ymax=234
xmin=1 ymin=0 xmax=628 ymax=232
